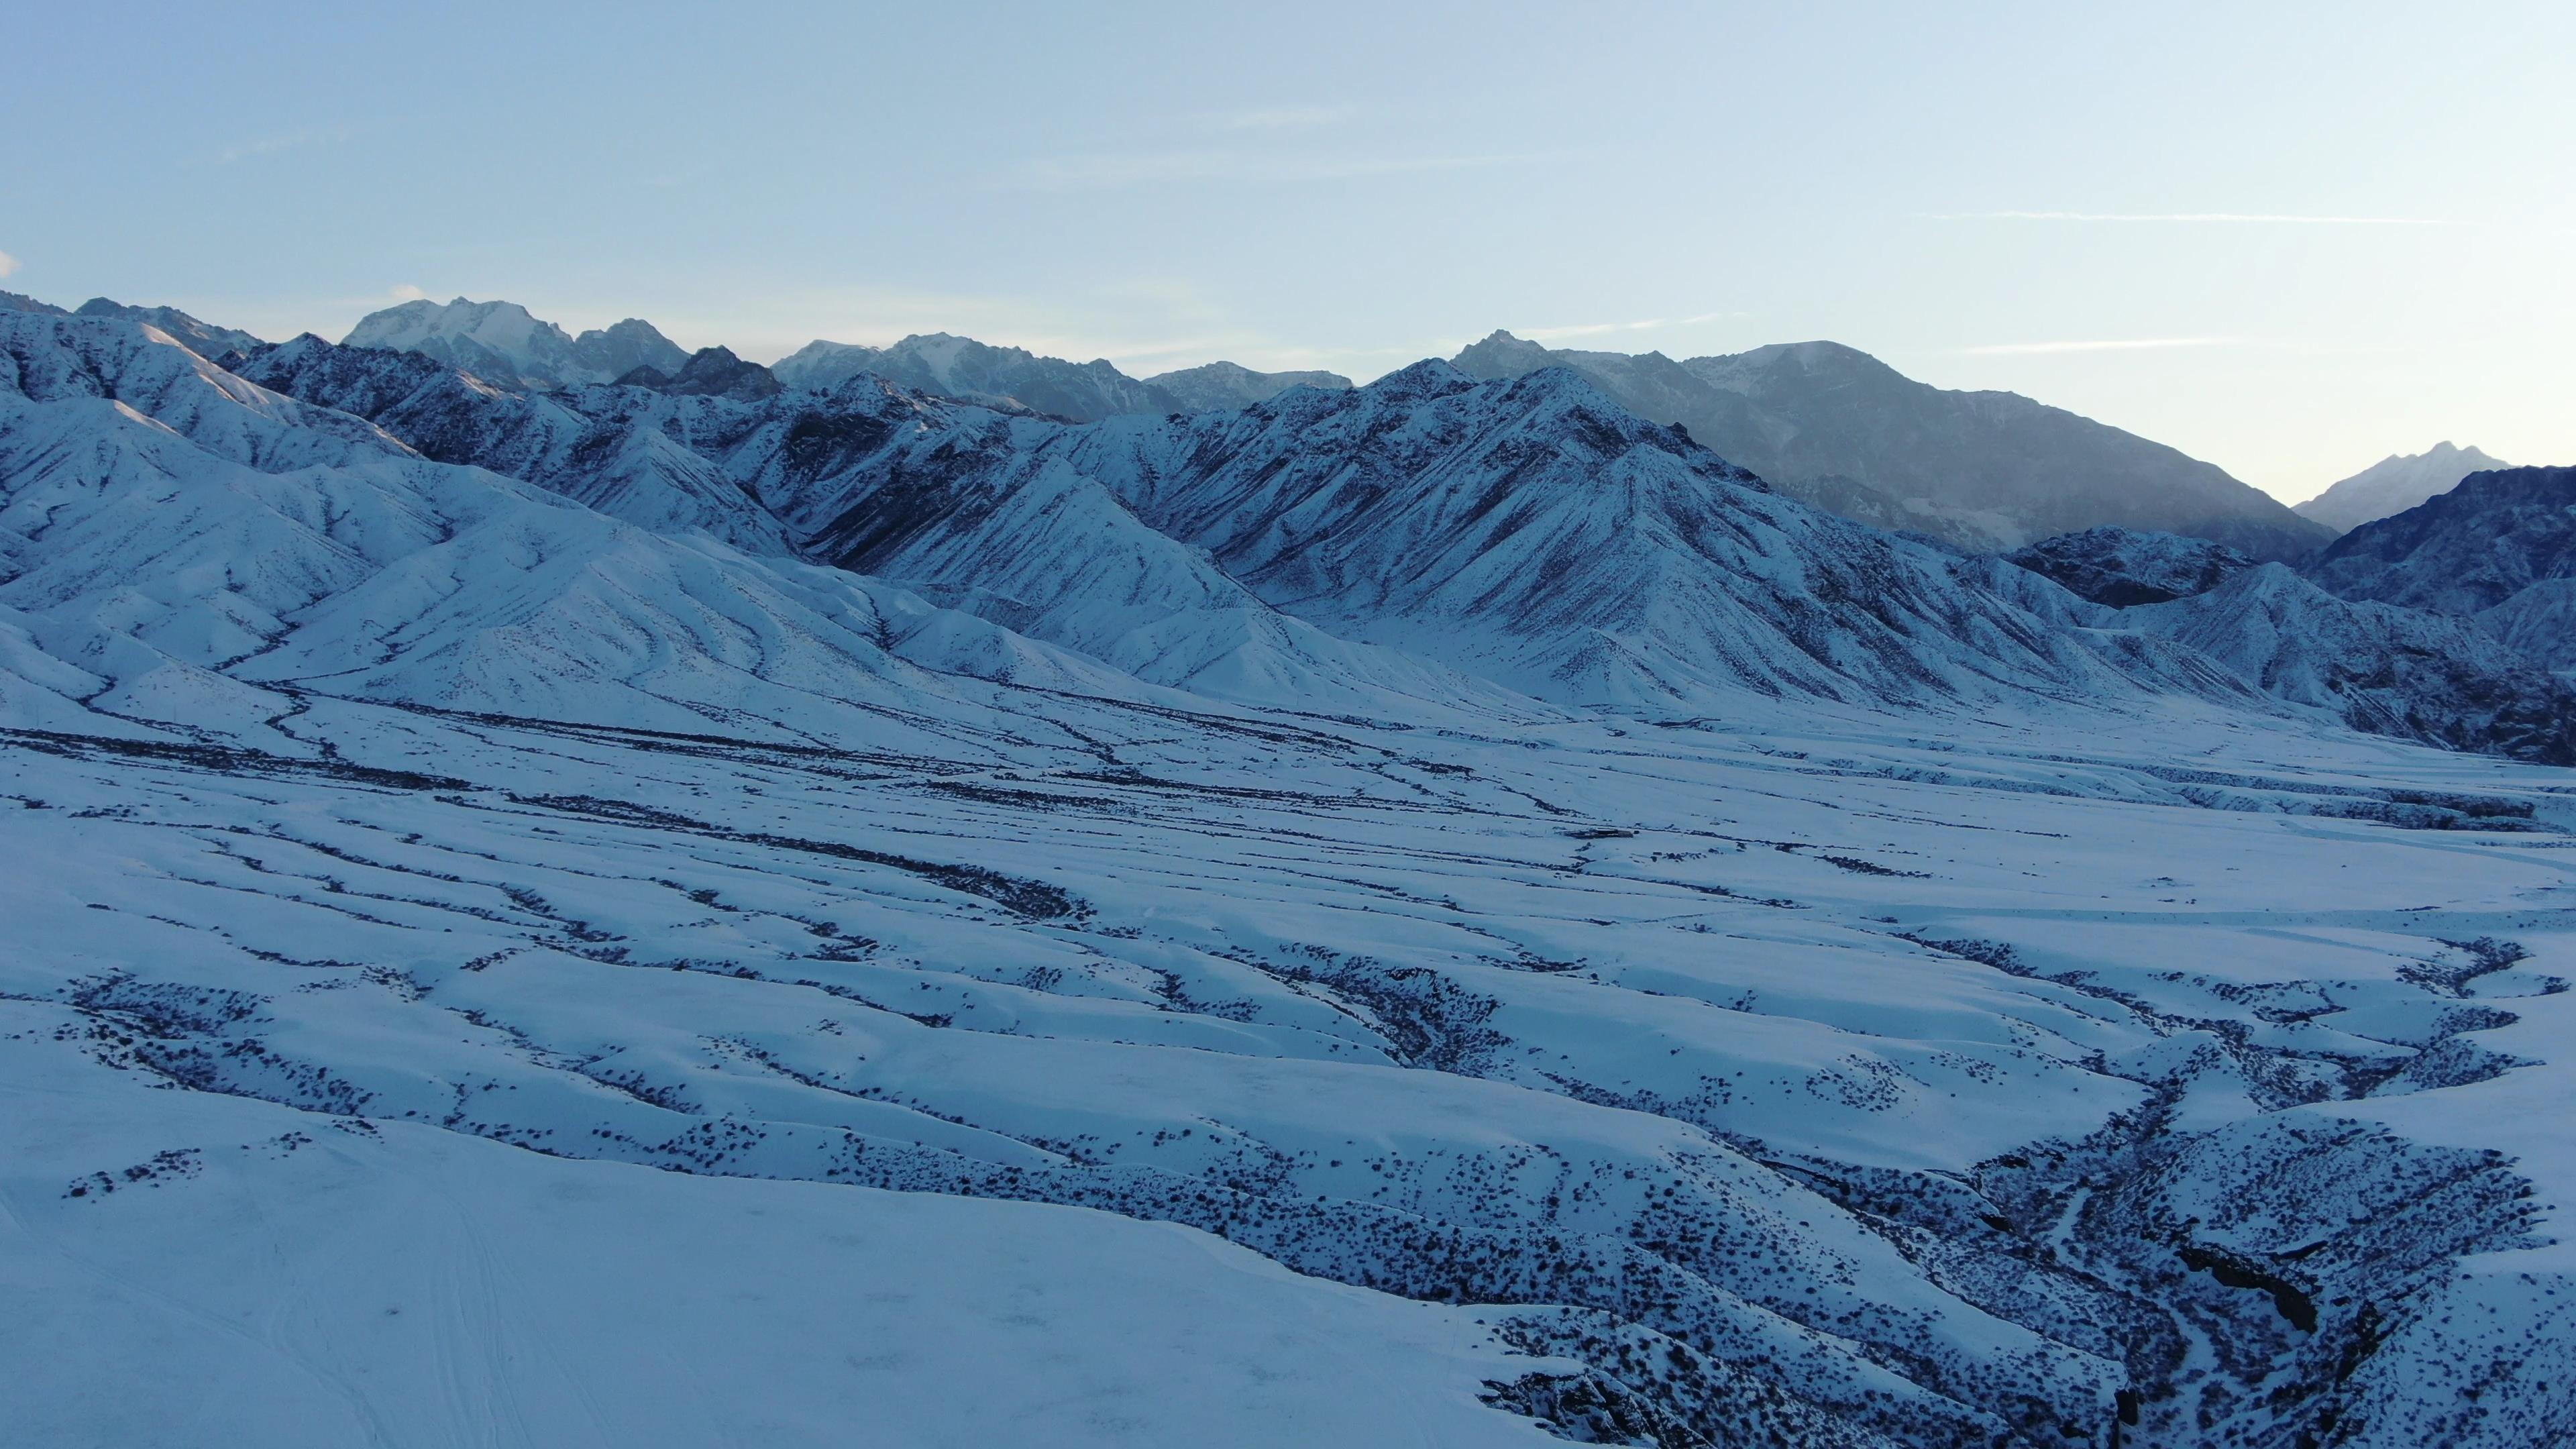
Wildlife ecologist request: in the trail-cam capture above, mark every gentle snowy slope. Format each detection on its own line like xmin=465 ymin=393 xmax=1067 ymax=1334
xmin=5 ymin=672 xmax=2571 ymax=1447
xmin=2295 ymin=441 xmax=2510 ymax=533
xmin=4 ymin=1046 xmax=1559 ymax=1448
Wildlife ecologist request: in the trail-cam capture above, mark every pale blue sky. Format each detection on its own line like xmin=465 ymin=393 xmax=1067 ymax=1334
xmin=6 ymin=1 xmax=2569 ymax=499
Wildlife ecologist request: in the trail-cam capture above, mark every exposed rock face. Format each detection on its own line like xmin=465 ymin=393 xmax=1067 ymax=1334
xmin=1452 ymin=331 xmax=2334 ymax=560
xmin=2295 ymin=441 xmax=2510 ymax=533
xmin=2006 ymin=527 xmax=2258 ymax=607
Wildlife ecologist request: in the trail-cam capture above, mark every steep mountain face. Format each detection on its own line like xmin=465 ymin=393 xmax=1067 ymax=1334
xmin=1453 ymin=330 xmax=2334 ymax=559
xmin=1144 ymin=359 xmax=1353 ymax=411
xmin=343 ymin=297 xmax=688 ymax=390
xmin=2296 ymin=441 xmax=2510 ymax=534
xmin=2006 ymin=527 xmax=2257 ymax=607
xmin=2305 ymin=466 xmax=2576 ymax=669
xmin=2130 ymin=565 xmax=2576 ymax=764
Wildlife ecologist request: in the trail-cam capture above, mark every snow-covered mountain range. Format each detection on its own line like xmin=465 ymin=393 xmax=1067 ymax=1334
xmin=2295 ymin=441 xmax=2511 ymax=534
xmin=6 ymin=300 xmax=2574 ymax=1449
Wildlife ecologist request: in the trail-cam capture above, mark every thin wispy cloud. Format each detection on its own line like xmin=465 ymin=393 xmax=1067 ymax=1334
xmin=1926 ymin=210 xmax=2462 ymax=226
xmin=1959 ymin=337 xmax=2241 ymax=356
xmin=387 ymin=284 xmax=429 ymax=303
xmin=1212 ymin=103 xmax=1357 ymax=132
xmin=1006 ymin=148 xmax=1556 ymax=191
xmin=1523 ymin=311 xmax=1741 ymax=341
xmin=217 ymin=125 xmax=353 ymax=165
xmin=0 ymin=250 xmax=19 ymax=278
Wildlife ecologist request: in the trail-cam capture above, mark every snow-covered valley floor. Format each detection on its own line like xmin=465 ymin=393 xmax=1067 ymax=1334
xmin=7 ymin=689 xmax=2573 ymax=1446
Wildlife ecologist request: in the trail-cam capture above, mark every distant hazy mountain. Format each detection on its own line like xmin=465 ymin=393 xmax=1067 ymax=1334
xmin=2306 ymin=465 xmax=2576 ymax=670
xmin=343 ymin=296 xmax=687 ymax=390
xmin=1143 ymin=360 xmax=1352 ymax=412
xmin=2294 ymin=442 xmax=2510 ymax=534
xmin=1452 ymin=331 xmax=2333 ymax=561
xmin=769 ymin=338 xmax=883 ymax=391
xmin=0 ymin=290 xmax=68 ymax=316
xmin=773 ymin=335 xmax=1351 ymax=417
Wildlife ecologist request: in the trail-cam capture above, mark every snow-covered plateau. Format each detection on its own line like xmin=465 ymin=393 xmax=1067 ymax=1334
xmin=5 ymin=311 xmax=2573 ymax=1448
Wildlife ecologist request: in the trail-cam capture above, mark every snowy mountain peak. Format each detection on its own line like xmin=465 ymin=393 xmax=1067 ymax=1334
xmin=2294 ymin=441 xmax=2511 ymax=533
xmin=1360 ymin=356 xmax=1480 ymax=402
xmin=1450 ymin=328 xmax=1559 ymax=378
